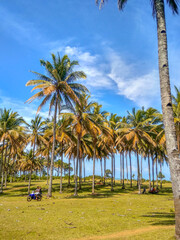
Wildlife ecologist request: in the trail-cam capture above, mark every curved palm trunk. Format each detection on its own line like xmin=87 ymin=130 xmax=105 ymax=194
xmin=155 ymin=1 xmax=180 ymax=238
xmin=92 ymin=145 xmax=96 ymax=194
xmin=48 ymin=99 xmax=58 ymax=197
xmin=148 ymin=154 xmax=151 ymax=191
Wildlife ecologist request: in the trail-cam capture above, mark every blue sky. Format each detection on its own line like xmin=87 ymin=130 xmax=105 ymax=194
xmin=0 ymin=0 xmax=180 ymax=180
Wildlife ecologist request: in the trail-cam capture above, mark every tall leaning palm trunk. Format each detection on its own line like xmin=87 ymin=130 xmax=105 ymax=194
xmin=155 ymin=1 xmax=180 ymax=237
xmin=48 ymin=100 xmax=58 ymax=197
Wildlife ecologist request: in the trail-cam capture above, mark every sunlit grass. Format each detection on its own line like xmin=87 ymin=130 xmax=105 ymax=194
xmin=0 ymin=179 xmax=176 ymax=240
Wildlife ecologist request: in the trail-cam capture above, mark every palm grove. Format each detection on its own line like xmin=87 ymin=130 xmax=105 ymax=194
xmin=0 ymin=0 xmax=180 ymax=237
xmin=0 ymin=52 xmax=180 ymax=219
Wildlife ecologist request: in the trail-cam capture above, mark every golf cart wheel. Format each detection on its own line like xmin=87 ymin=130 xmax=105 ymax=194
xmin=27 ymin=196 xmax=32 ymax=202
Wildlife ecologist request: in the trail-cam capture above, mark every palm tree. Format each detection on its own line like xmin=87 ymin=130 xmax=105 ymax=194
xmin=117 ymin=108 xmax=156 ymax=193
xmin=109 ymin=113 xmax=121 ymax=190
xmin=20 ymin=150 xmax=42 ymax=194
xmin=26 ymin=53 xmax=88 ymax=197
xmin=172 ymin=86 xmax=180 ymax=152
xmin=96 ymin=0 xmax=180 ymax=237
xmin=0 ymin=109 xmax=25 ymax=193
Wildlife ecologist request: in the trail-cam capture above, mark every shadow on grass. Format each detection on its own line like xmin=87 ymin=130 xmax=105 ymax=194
xmin=142 ymin=212 xmax=175 ymax=226
xmin=0 ymin=181 xmax=173 ymax=199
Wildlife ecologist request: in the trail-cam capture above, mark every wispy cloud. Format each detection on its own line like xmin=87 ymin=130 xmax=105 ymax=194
xmin=106 ymin=48 xmax=160 ymax=107
xmin=53 ymin=45 xmax=160 ymax=107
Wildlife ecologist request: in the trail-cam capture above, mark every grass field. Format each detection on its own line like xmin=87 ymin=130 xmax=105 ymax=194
xmin=0 ymin=179 xmax=176 ymax=240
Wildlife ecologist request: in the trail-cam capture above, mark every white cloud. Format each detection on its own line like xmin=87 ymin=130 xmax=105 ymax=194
xmin=53 ymin=45 xmax=160 ymax=107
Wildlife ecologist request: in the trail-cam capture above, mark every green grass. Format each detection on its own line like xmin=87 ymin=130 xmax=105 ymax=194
xmin=0 ymin=180 xmax=176 ymax=240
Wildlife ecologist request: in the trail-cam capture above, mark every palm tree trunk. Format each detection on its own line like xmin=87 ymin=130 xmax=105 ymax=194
xmin=113 ymin=154 xmax=115 ymax=185
xmin=155 ymin=1 xmax=180 ymax=238
xmin=0 ymin=140 xmax=5 ymax=193
xmin=100 ymin=159 xmax=103 ymax=182
xmin=177 ymin=122 xmax=180 ymax=153
xmin=28 ymin=169 xmax=32 ymax=194
xmin=137 ymin=151 xmax=141 ymax=194
xmin=129 ymin=152 xmax=132 ymax=188
xmin=160 ymin=161 xmax=163 ymax=189
xmin=92 ymin=145 xmax=96 ymax=194
xmin=148 ymin=154 xmax=151 ymax=191
xmin=156 ymin=159 xmax=158 ymax=190
xmin=79 ymin=157 xmax=82 ymax=190
xmin=4 ymin=146 xmax=8 ymax=189
xmin=104 ymin=157 xmax=106 ymax=185
xmin=74 ymin=136 xmax=80 ymax=196
xmin=48 ymin=99 xmax=58 ymax=197
xmin=73 ymin=158 xmax=75 ymax=183
xmin=152 ymin=156 xmax=155 ymax=188
xmin=68 ymin=158 xmax=71 ymax=186
xmin=46 ymin=149 xmax=50 ymax=185
xmin=83 ymin=158 xmax=85 ymax=182
xmin=60 ymin=147 xmax=63 ymax=193
xmin=120 ymin=153 xmax=122 ymax=184
xmin=111 ymin=153 xmax=114 ymax=191
xmin=122 ymin=152 xmax=125 ymax=189
xmin=126 ymin=152 xmax=128 ymax=184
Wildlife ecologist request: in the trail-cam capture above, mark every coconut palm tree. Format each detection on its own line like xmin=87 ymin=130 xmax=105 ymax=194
xmin=172 ymin=86 xmax=180 ymax=152
xmin=96 ymin=1 xmax=180 ymax=237
xmin=108 ymin=113 xmax=121 ymax=190
xmin=20 ymin=150 xmax=42 ymax=194
xmin=116 ymin=108 xmax=156 ymax=193
xmin=26 ymin=53 xmax=88 ymax=197
xmin=0 ymin=109 xmax=25 ymax=193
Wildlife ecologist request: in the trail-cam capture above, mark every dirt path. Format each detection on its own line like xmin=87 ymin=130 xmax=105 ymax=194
xmin=77 ymin=225 xmax=174 ymax=240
